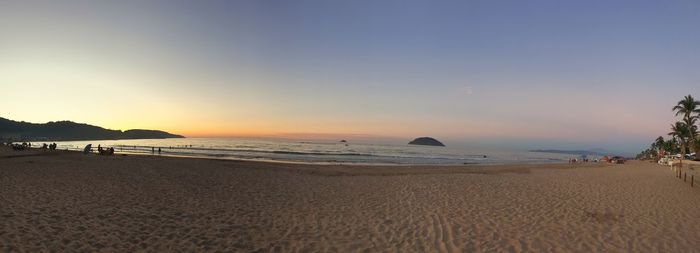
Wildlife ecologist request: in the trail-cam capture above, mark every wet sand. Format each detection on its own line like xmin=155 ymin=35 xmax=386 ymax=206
xmin=2 ymin=147 xmax=700 ymax=252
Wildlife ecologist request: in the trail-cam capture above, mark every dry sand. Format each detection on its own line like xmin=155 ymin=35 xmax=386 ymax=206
xmin=2 ymin=147 xmax=700 ymax=252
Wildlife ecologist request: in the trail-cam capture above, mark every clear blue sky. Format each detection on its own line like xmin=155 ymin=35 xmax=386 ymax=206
xmin=1 ymin=0 xmax=699 ymax=154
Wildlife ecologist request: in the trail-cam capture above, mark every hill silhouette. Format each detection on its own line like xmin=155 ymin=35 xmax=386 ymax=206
xmin=0 ymin=117 xmax=184 ymax=141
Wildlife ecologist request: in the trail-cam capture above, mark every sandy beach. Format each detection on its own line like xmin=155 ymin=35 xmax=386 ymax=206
xmin=2 ymin=147 xmax=700 ymax=252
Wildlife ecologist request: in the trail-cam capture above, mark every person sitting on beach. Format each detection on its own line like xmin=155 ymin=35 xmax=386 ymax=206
xmin=108 ymin=147 xmax=114 ymax=155
xmin=42 ymin=143 xmax=48 ymax=149
xmin=18 ymin=143 xmax=29 ymax=150
xmin=11 ymin=143 xmax=25 ymax=151
xmin=83 ymin=144 xmax=92 ymax=154
xmin=50 ymin=143 xmax=57 ymax=150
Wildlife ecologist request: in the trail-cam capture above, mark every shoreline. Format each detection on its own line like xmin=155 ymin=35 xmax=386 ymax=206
xmin=3 ymin=145 xmax=570 ymax=167
xmin=0 ymin=146 xmax=583 ymax=176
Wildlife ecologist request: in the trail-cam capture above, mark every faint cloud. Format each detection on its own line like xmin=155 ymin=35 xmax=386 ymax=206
xmin=458 ymin=86 xmax=473 ymax=96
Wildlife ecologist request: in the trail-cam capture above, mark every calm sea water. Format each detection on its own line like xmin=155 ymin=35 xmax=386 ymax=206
xmin=46 ymin=138 xmax=571 ymax=165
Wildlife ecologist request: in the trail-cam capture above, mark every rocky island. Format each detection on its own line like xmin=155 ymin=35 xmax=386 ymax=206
xmin=408 ymin=137 xmax=445 ymax=147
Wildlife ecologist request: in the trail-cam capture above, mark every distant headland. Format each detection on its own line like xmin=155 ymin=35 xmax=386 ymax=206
xmin=408 ymin=137 xmax=445 ymax=147
xmin=0 ymin=117 xmax=184 ymax=141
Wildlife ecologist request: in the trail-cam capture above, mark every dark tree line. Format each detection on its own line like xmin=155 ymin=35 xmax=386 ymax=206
xmin=637 ymin=95 xmax=700 ymax=161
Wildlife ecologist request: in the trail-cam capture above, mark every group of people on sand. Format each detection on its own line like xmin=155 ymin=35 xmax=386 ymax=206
xmin=97 ymin=145 xmax=115 ymax=156
xmin=5 ymin=142 xmax=59 ymax=151
xmin=6 ymin=142 xmax=59 ymax=151
xmin=568 ymin=158 xmax=592 ymax=164
xmin=8 ymin=142 xmax=31 ymax=151
xmin=41 ymin=143 xmax=58 ymax=150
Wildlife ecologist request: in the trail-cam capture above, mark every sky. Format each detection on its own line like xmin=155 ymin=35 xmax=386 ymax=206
xmin=1 ymin=0 xmax=699 ymax=153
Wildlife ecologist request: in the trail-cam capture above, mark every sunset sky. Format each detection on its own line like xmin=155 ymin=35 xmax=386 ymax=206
xmin=1 ymin=0 xmax=699 ymax=153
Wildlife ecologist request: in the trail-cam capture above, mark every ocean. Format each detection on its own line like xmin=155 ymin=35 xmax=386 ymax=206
xmin=45 ymin=138 xmax=571 ymax=165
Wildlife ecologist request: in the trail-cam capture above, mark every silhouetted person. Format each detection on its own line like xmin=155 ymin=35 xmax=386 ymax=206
xmin=152 ymin=147 xmax=155 ymax=153
xmin=158 ymin=148 xmax=161 ymax=154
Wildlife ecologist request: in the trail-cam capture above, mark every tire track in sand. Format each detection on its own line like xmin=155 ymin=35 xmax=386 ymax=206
xmin=430 ymin=213 xmax=458 ymax=252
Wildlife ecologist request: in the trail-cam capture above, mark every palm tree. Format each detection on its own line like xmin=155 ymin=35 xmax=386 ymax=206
xmin=687 ymin=117 xmax=699 ymax=156
xmin=655 ymin=136 xmax=665 ymax=154
xmin=668 ymin=137 xmax=680 ymax=154
xmin=669 ymin=121 xmax=690 ymax=162
xmin=673 ymin=95 xmax=700 ymax=154
xmin=686 ymin=116 xmax=698 ymax=135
